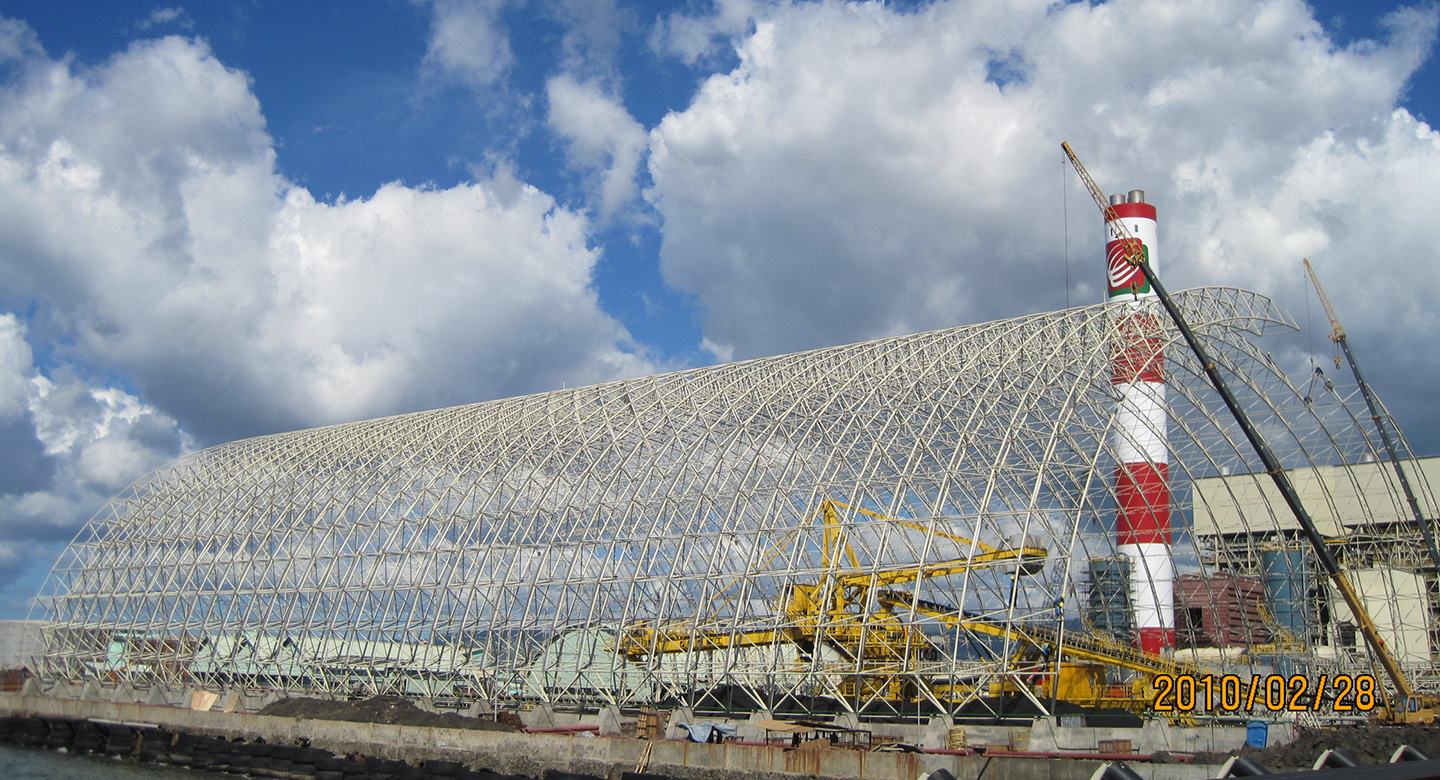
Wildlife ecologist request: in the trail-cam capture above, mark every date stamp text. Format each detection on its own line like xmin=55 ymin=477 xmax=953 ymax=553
xmin=1151 ymin=674 xmax=1377 ymax=713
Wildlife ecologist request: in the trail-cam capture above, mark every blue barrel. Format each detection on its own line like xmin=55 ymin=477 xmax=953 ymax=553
xmin=1246 ymin=720 xmax=1268 ymax=748
xmin=1261 ymin=548 xmax=1310 ymax=637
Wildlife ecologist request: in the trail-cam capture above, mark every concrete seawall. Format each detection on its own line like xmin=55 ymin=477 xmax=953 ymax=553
xmin=0 ymin=693 xmax=1223 ymax=780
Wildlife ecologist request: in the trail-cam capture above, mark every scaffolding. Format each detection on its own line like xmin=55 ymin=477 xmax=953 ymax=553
xmin=30 ymin=287 xmax=1440 ymax=716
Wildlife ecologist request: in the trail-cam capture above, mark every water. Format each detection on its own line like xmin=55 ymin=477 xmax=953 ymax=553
xmin=0 ymin=743 xmax=230 ymax=779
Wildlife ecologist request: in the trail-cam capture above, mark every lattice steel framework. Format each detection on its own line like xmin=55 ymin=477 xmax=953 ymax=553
xmin=31 ymin=288 xmax=1440 ymax=715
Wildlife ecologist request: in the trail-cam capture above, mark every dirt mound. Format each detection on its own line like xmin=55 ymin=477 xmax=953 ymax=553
xmin=259 ymin=695 xmax=520 ymax=732
xmin=1193 ymin=724 xmax=1440 ymax=770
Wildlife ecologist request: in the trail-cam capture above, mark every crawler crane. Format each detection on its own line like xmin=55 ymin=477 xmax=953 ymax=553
xmin=1304 ymin=258 xmax=1440 ymax=571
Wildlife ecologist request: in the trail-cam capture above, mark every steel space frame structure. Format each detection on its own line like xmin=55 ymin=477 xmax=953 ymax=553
xmin=31 ymin=287 xmax=1440 ymax=714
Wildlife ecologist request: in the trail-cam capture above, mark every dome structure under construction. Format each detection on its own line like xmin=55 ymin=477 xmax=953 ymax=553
xmin=32 ymin=287 xmax=1440 ymax=716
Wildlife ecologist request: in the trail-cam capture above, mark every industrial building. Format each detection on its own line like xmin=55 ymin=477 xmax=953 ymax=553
xmin=29 ymin=281 xmax=1440 ymax=720
xmin=1189 ymin=456 xmax=1440 ymax=683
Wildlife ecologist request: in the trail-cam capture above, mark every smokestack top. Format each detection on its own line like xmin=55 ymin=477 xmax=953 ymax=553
xmin=1128 ymin=190 xmax=1146 ymax=204
xmin=1109 ymin=193 xmax=1125 ymax=206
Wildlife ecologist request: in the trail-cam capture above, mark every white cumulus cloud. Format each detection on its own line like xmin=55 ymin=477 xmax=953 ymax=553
xmin=0 ymin=28 xmax=652 ymax=448
xmin=0 ymin=314 xmax=190 ymax=602
xmin=647 ymin=0 xmax=1440 ymax=443
xmin=420 ymin=0 xmax=513 ymax=88
xmin=0 ymin=19 xmax=657 ymax=606
xmin=650 ymin=0 xmax=764 ymax=66
xmin=547 ymin=74 xmax=649 ymax=221
xmin=136 ymin=7 xmax=193 ymax=31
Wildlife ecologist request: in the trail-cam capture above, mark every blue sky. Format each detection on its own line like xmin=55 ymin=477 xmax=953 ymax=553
xmin=0 ymin=0 xmax=1438 ymax=617
xmin=6 ymin=0 xmax=719 ymax=362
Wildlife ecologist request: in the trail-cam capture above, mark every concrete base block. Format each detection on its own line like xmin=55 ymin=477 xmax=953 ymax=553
xmin=465 ymin=701 xmax=493 ymax=719
xmin=231 ymin=693 xmax=259 ymax=713
xmin=145 ymin=686 xmax=175 ymax=707
xmin=920 ymin=715 xmax=954 ymax=750
xmin=664 ymin=707 xmax=695 ymax=740
xmin=521 ymin=702 xmax=556 ymax=729
xmin=738 ymin=710 xmax=774 ymax=742
xmin=599 ymin=705 xmax=623 ymax=737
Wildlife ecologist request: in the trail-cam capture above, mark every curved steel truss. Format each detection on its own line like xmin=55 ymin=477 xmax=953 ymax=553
xmin=32 ymin=287 xmax=1440 ymax=715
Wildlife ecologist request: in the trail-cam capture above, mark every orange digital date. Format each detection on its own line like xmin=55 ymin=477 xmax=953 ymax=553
xmin=1151 ymin=673 xmax=1377 ymax=713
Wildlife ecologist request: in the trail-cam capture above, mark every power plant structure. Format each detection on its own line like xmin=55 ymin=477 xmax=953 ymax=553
xmin=26 ymin=176 xmax=1440 ymax=724
xmin=1105 ymin=189 xmax=1174 ymax=657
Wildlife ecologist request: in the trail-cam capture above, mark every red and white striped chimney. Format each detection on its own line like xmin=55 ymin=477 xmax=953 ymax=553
xmin=1105 ymin=191 xmax=1174 ymax=655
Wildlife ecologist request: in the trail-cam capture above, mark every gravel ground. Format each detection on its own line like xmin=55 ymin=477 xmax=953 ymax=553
xmin=1192 ymin=724 xmax=1440 ymax=770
